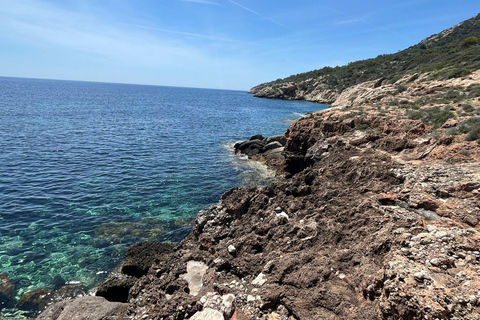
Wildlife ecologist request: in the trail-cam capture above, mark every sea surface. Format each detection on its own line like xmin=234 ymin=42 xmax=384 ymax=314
xmin=0 ymin=77 xmax=326 ymax=317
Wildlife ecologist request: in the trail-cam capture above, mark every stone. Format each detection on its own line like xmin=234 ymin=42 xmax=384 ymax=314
xmin=180 ymin=261 xmax=209 ymax=296
xmin=265 ymin=141 xmax=283 ymax=151
xmin=252 ymin=273 xmax=267 ymax=287
xmin=36 ymin=296 xmax=128 ymax=320
xmin=228 ymin=245 xmax=237 ymax=254
xmin=190 ymin=308 xmax=225 ymax=320
xmin=414 ymin=270 xmax=432 ymax=283
xmin=265 ymin=135 xmax=287 ymax=146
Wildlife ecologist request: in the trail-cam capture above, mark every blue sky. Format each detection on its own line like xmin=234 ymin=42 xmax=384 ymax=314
xmin=0 ymin=0 xmax=479 ymax=90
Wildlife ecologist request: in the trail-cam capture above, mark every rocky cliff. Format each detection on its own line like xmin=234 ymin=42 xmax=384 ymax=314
xmin=249 ymin=13 xmax=480 ymax=106
xmin=32 ymin=67 xmax=480 ymax=319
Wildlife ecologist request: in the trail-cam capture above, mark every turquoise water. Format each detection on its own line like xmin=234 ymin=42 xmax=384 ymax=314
xmin=0 ymin=77 xmax=326 ymax=314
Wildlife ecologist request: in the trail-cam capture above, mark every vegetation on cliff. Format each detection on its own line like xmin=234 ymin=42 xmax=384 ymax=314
xmin=252 ymin=13 xmax=480 ymax=93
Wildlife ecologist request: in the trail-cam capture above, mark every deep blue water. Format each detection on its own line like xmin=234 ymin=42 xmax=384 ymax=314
xmin=0 ymin=77 xmax=325 ymax=315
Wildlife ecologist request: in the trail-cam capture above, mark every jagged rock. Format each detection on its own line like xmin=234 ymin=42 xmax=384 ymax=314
xmin=121 ymin=242 xmax=176 ymax=277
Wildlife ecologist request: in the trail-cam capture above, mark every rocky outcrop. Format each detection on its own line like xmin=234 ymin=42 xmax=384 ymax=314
xmin=234 ymin=134 xmax=287 ymax=175
xmin=249 ymin=78 xmax=339 ymax=104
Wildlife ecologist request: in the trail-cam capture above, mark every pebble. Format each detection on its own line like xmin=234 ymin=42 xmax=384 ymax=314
xmin=228 ymin=245 xmax=236 ymax=254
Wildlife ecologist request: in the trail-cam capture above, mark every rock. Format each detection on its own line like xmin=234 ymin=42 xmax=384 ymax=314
xmin=265 ymin=135 xmax=287 ymax=146
xmin=17 ymin=288 xmax=53 ymax=312
xmin=121 ymin=242 xmax=175 ymax=277
xmin=0 ymin=273 xmax=15 ymax=310
xmin=180 ymin=261 xmax=209 ymax=296
xmin=252 ymin=273 xmax=267 ymax=287
xmin=190 ymin=308 xmax=224 ymax=320
xmin=199 ymin=292 xmax=235 ymax=318
xmin=228 ymin=245 xmax=237 ymax=254
xmin=265 ymin=141 xmax=283 ymax=151
xmin=250 ymin=134 xmax=265 ymax=141
xmin=96 ymin=275 xmax=136 ymax=303
xmin=414 ymin=270 xmax=432 ymax=283
xmin=51 ymin=284 xmax=85 ymax=302
xmin=36 ymin=296 xmax=128 ymax=320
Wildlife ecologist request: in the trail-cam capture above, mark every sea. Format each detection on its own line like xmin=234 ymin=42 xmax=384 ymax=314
xmin=0 ymin=76 xmax=326 ymax=318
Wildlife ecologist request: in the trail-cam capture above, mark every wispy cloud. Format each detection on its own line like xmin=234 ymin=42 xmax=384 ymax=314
xmin=178 ymin=0 xmax=220 ymax=5
xmin=225 ymin=0 xmax=290 ymax=29
xmin=124 ymin=23 xmax=242 ymax=43
xmin=335 ymin=18 xmax=361 ymax=25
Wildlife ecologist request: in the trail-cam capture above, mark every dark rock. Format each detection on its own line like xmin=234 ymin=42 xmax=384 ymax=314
xmin=36 ymin=296 xmax=128 ymax=320
xmin=0 ymin=273 xmax=15 ymax=310
xmin=264 ymin=141 xmax=283 ymax=151
xmin=122 ymin=242 xmax=176 ymax=278
xmin=17 ymin=288 xmax=53 ymax=312
xmin=96 ymin=275 xmax=136 ymax=303
xmin=250 ymin=134 xmax=265 ymax=141
xmin=265 ymin=135 xmax=287 ymax=146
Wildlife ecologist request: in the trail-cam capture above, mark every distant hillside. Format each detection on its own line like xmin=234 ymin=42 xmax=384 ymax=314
xmin=250 ymin=13 xmax=480 ymax=103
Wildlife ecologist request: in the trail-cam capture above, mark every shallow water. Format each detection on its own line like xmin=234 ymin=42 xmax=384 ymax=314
xmin=0 ymin=77 xmax=326 ymax=315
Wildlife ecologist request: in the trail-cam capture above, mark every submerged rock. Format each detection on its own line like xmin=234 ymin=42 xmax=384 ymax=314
xmin=0 ymin=273 xmax=15 ymax=310
xmin=17 ymin=288 xmax=53 ymax=312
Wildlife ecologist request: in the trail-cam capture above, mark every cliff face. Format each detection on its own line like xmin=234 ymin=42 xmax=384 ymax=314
xmin=248 ymin=77 xmax=339 ymax=104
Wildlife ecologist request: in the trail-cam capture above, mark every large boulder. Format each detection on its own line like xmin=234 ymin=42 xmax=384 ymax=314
xmin=121 ymin=242 xmax=176 ymax=278
xmin=0 ymin=273 xmax=15 ymax=310
xmin=36 ymin=296 xmax=128 ymax=320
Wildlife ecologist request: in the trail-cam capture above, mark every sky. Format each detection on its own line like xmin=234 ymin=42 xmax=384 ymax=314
xmin=0 ymin=1 xmax=479 ymax=90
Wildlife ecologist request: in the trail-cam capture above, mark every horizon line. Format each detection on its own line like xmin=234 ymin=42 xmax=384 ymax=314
xmin=0 ymin=75 xmax=248 ymax=92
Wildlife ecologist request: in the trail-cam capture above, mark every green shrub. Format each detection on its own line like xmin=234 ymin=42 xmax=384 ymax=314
xmin=407 ymin=107 xmax=454 ymax=128
xmin=355 ymin=123 xmax=370 ymax=131
xmin=462 ymin=104 xmax=475 ymax=112
xmin=462 ymin=36 xmax=479 ymax=48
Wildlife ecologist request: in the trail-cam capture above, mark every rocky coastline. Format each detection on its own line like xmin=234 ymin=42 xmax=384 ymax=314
xmin=26 ymin=68 xmax=480 ymax=319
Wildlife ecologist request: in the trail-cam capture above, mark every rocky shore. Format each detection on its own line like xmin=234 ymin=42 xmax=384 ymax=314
xmin=27 ymin=68 xmax=480 ymax=319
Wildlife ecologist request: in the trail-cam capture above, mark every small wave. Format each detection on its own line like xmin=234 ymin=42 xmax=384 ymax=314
xmin=222 ymin=141 xmax=277 ymax=187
